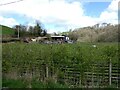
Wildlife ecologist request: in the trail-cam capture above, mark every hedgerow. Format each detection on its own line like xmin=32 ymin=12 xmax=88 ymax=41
xmin=2 ymin=42 xmax=119 ymax=88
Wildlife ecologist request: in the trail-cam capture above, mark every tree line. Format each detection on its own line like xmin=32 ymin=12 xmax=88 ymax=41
xmin=13 ymin=21 xmax=48 ymax=38
xmin=68 ymin=23 xmax=119 ymax=42
xmin=12 ymin=22 xmax=119 ymax=42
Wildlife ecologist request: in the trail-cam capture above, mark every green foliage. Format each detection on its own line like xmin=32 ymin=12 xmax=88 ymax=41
xmin=2 ymin=78 xmax=68 ymax=88
xmin=2 ymin=78 xmax=27 ymax=88
xmin=34 ymin=21 xmax=43 ymax=36
xmin=12 ymin=21 xmax=48 ymax=37
xmin=42 ymin=30 xmax=47 ymax=36
xmin=2 ymin=43 xmax=119 ymax=88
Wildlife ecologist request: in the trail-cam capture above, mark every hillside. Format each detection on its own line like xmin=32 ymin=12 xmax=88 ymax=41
xmin=0 ymin=25 xmax=15 ymax=35
xmin=68 ymin=24 xmax=119 ymax=42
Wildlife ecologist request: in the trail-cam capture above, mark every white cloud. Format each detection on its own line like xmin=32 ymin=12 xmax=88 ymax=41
xmin=0 ymin=16 xmax=19 ymax=27
xmin=107 ymin=0 xmax=118 ymax=11
xmin=0 ymin=0 xmax=118 ymax=33
xmin=99 ymin=0 xmax=118 ymax=24
xmin=100 ymin=11 xmax=117 ymax=24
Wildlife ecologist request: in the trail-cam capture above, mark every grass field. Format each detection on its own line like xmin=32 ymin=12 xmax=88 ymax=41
xmin=2 ymin=42 xmax=119 ymax=88
xmin=0 ymin=25 xmax=15 ymax=35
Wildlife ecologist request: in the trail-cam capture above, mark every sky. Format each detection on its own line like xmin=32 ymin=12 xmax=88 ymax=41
xmin=0 ymin=0 xmax=119 ymax=33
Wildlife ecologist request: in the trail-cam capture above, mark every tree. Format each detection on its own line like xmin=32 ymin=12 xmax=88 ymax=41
xmin=68 ymin=32 xmax=79 ymax=41
xmin=69 ymin=29 xmax=72 ymax=32
xmin=53 ymin=32 xmax=58 ymax=36
xmin=94 ymin=23 xmax=99 ymax=29
xmin=102 ymin=22 xmax=107 ymax=27
xmin=28 ymin=26 xmax=34 ymax=36
xmin=19 ymin=24 xmax=27 ymax=37
xmin=42 ymin=29 xmax=47 ymax=36
xmin=34 ymin=21 xmax=42 ymax=36
xmin=13 ymin=25 xmax=19 ymax=37
xmin=13 ymin=24 xmax=28 ymax=38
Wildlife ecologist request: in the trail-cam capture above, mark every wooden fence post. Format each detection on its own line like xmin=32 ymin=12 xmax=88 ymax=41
xmin=46 ymin=64 xmax=49 ymax=78
xmin=109 ymin=59 xmax=112 ymax=86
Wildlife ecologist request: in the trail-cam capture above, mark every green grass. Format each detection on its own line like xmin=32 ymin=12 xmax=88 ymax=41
xmin=2 ymin=78 xmax=69 ymax=88
xmin=2 ymin=78 xmax=27 ymax=88
xmin=2 ymin=42 xmax=119 ymax=88
xmin=0 ymin=25 xmax=15 ymax=35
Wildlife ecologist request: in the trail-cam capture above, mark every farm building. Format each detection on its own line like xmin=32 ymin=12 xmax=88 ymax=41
xmin=51 ymin=36 xmax=65 ymax=40
xmin=51 ymin=35 xmax=69 ymax=41
xmin=29 ymin=35 xmax=71 ymax=44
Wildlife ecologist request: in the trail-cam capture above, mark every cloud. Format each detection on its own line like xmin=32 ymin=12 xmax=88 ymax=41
xmin=0 ymin=16 xmax=19 ymax=27
xmin=107 ymin=0 xmax=118 ymax=11
xmin=99 ymin=0 xmax=118 ymax=24
xmin=99 ymin=11 xmax=117 ymax=24
xmin=0 ymin=0 xmax=118 ymax=33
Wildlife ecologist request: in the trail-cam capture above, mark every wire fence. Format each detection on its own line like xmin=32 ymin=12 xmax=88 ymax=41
xmin=54 ymin=61 xmax=119 ymax=88
xmin=3 ymin=60 xmax=119 ymax=88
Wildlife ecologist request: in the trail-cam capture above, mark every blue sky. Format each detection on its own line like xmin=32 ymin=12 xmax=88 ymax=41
xmin=0 ymin=0 xmax=118 ymax=33
xmin=84 ymin=2 xmax=111 ymax=17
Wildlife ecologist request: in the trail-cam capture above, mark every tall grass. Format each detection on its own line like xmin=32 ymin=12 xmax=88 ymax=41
xmin=2 ymin=42 xmax=119 ymax=88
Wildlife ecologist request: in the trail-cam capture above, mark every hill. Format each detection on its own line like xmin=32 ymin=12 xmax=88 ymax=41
xmin=68 ymin=24 xmax=119 ymax=42
xmin=0 ymin=25 xmax=15 ymax=35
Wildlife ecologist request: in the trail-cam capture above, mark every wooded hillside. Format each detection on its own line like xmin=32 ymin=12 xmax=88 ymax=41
xmin=68 ymin=24 xmax=119 ymax=42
